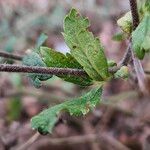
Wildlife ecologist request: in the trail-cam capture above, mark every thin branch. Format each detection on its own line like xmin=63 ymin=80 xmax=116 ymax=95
xmin=131 ymin=49 xmax=147 ymax=93
xmin=129 ymin=0 xmax=140 ymax=29
xmin=0 ymin=51 xmax=23 ymax=61
xmin=0 ymin=62 xmax=150 ymax=78
xmin=0 ymin=64 xmax=88 ymax=77
xmin=119 ymin=43 xmax=132 ymax=66
xmin=22 ymin=133 xmax=129 ymax=150
xmin=14 ymin=132 xmax=40 ymax=150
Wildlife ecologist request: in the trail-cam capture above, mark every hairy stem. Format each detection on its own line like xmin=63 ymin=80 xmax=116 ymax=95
xmin=0 ymin=64 xmax=88 ymax=77
xmin=0 ymin=64 xmax=149 ymax=77
xmin=0 ymin=64 xmax=121 ymax=77
xmin=129 ymin=0 xmax=140 ymax=29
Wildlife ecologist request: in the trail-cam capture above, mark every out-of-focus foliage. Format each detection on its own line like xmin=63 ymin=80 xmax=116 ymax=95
xmin=132 ymin=14 xmax=150 ymax=59
xmin=114 ymin=66 xmax=129 ymax=79
xmin=132 ymin=0 xmax=150 ymax=59
xmin=0 ymin=3 xmax=66 ymax=52
xmin=7 ymin=97 xmax=22 ymax=122
xmin=35 ymin=33 xmax=48 ymax=51
xmin=23 ymin=52 xmax=52 ymax=88
xmin=112 ymin=32 xmax=126 ymax=42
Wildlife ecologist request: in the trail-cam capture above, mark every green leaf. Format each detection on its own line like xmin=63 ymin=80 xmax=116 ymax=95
xmin=7 ymin=97 xmax=22 ymax=122
xmin=108 ymin=60 xmax=117 ymax=67
xmin=117 ymin=11 xmax=132 ymax=35
xmin=112 ymin=32 xmax=126 ymax=41
xmin=31 ymin=86 xmax=102 ymax=134
xmin=4 ymin=36 xmax=17 ymax=53
xmin=36 ymin=33 xmax=48 ymax=51
xmin=114 ymin=66 xmax=129 ymax=79
xmin=63 ymin=9 xmax=110 ymax=81
xmin=139 ymin=0 xmax=150 ymax=16
xmin=132 ymin=14 xmax=150 ymax=59
xmin=144 ymin=0 xmax=150 ymax=13
xmin=40 ymin=47 xmax=92 ymax=86
xmin=10 ymin=73 xmax=22 ymax=87
xmin=23 ymin=52 xmax=52 ymax=88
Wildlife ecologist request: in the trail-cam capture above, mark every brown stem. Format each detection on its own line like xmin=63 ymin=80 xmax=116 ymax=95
xmin=1 ymin=62 xmax=149 ymax=76
xmin=0 ymin=64 xmax=88 ymax=77
xmin=0 ymin=64 xmax=122 ymax=77
xmin=119 ymin=43 xmax=132 ymax=66
xmin=127 ymin=0 xmax=140 ymax=65
xmin=0 ymin=51 xmax=23 ymax=61
xmin=129 ymin=0 xmax=140 ymax=29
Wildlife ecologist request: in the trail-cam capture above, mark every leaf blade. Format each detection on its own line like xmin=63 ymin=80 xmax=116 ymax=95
xmin=31 ymin=86 xmax=102 ymax=134
xmin=63 ymin=9 xmax=109 ymax=81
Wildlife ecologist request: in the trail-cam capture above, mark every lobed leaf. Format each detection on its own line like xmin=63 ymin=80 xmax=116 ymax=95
xmin=63 ymin=9 xmax=110 ymax=81
xmin=31 ymin=86 xmax=102 ymax=134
